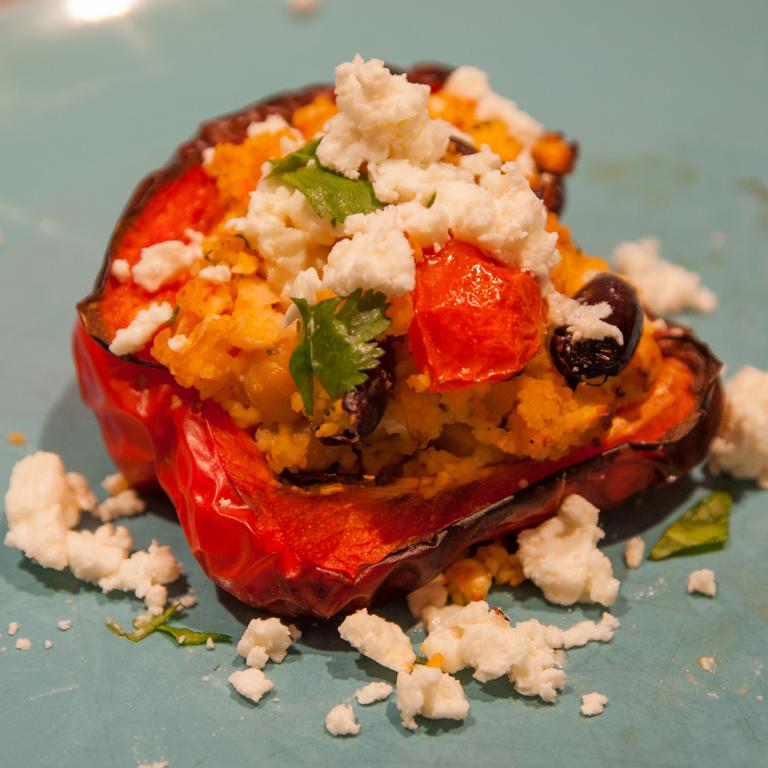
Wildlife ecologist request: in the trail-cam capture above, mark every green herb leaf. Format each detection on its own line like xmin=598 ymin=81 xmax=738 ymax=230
xmin=167 ymin=306 xmax=180 ymax=327
xmin=649 ymin=491 xmax=732 ymax=560
xmin=106 ymin=602 xmax=181 ymax=643
xmin=269 ymin=140 xmax=383 ymax=224
xmin=155 ymin=624 xmax=232 ymax=646
xmin=289 ymin=289 xmax=390 ymax=415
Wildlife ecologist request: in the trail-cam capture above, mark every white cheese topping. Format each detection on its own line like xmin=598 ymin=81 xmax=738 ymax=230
xmin=324 ymin=704 xmax=360 ymax=736
xmin=708 ymin=365 xmax=768 ymax=489
xmin=517 ymin=494 xmax=620 ymax=607
xmin=547 ymin=291 xmax=624 ymax=344
xmin=109 ymin=301 xmax=174 ymax=356
xmin=4 ymin=452 xmax=181 ymax=611
xmin=406 ymin=574 xmax=448 ymax=620
xmin=613 ymin=237 xmax=717 ymax=315
xmin=111 ymin=258 xmax=131 ymax=283
xmin=15 ymin=638 xmax=32 ymax=651
xmin=354 ymin=681 xmax=393 ymax=705
xmin=8 ymin=621 xmax=19 ymax=636
xmin=561 ymin=612 xmax=620 ymax=649
xmin=687 ymin=568 xmax=717 ymax=597
xmin=624 ymin=535 xmax=646 ymax=569
xmin=198 ymin=264 xmax=232 ymax=283
xmin=166 ymin=334 xmax=189 ymax=353
xmin=338 ymin=608 xmax=416 ymax=672
xmin=395 ymin=666 xmax=469 ymax=730
xmin=247 ymin=114 xmax=301 ymax=140
xmin=132 ymin=230 xmax=204 ymax=293
xmin=228 ymin=668 xmax=273 ymax=703
xmin=580 ymin=691 xmax=608 ymax=716
xmin=57 ymin=619 xmax=71 ymax=631
xmin=236 ymin=617 xmax=294 ymax=669
xmin=699 ymin=656 xmax=716 ymax=672
xmin=92 ymin=489 xmax=146 ymax=522
xmin=44 ymin=640 xmax=53 ymax=650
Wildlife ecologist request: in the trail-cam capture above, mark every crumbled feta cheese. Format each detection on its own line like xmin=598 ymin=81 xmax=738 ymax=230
xmin=201 ymin=146 xmax=215 ymax=167
xmin=44 ymin=640 xmax=53 ymax=650
xmin=198 ymin=264 xmax=232 ymax=283
xmin=547 ymin=291 xmax=624 ymax=344
xmin=396 ymin=666 xmax=469 ymax=730
xmin=624 ymin=536 xmax=646 ymax=569
xmin=111 ymin=258 xmax=131 ymax=283
xmin=132 ymin=230 xmax=204 ymax=293
xmin=236 ymin=617 xmax=293 ymax=668
xmin=407 ymin=574 xmax=448 ymax=620
xmin=708 ymin=366 xmax=768 ymax=488
xmin=8 ymin=622 xmax=19 ymax=636
xmin=443 ymin=66 xmax=544 ymax=148
xmin=699 ymin=656 xmax=716 ymax=672
xmin=561 ymin=612 xmax=620 ymax=649
xmin=317 ymin=56 xmax=451 ymax=180
xmin=15 ymin=638 xmax=31 ymax=651
xmin=580 ymin=691 xmax=608 ymax=716
xmin=101 ymin=472 xmax=130 ymax=496
xmin=109 ymin=302 xmax=174 ymax=356
xmin=4 ymin=452 xmax=90 ymax=569
xmin=354 ymin=681 xmax=393 ymax=705
xmin=4 ymin=452 xmax=181 ymax=611
xmin=206 ymin=636 xmax=215 ymax=650
xmin=687 ymin=569 xmax=717 ymax=597
xmin=507 ymin=619 xmax=567 ymax=702
xmin=179 ymin=593 xmax=197 ymax=609
xmin=93 ymin=489 xmax=146 ymax=522
xmin=228 ymin=184 xmax=336 ymax=293
xmin=517 ymin=494 xmax=620 ymax=607
xmin=338 ymin=609 xmax=416 ymax=672
xmin=247 ymin=114 xmax=299 ymax=139
xmin=324 ymin=703 xmax=360 ymax=736
xmin=228 ymin=668 xmax=273 ymax=703
xmin=613 ymin=238 xmax=717 ymax=315
xmin=57 ymin=619 xmax=72 ymax=631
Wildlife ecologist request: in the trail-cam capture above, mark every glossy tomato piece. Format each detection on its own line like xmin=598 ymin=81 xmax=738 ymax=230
xmin=409 ymin=239 xmax=545 ymax=391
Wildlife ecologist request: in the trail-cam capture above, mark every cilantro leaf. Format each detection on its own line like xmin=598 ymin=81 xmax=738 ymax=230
xmin=289 ymin=289 xmax=390 ymax=415
xmin=649 ymin=491 xmax=732 ymax=560
xmin=269 ymin=140 xmax=383 ymax=224
xmin=155 ymin=624 xmax=232 ymax=646
xmin=106 ymin=602 xmax=231 ymax=646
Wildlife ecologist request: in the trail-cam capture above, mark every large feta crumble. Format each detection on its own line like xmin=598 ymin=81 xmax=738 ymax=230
xmin=228 ymin=668 xmax=273 ymax=703
xmin=338 ymin=608 xmax=416 ymax=672
xmin=236 ymin=617 xmax=294 ymax=669
xmin=4 ymin=452 xmax=181 ymax=611
xmin=395 ymin=665 xmax=469 ymax=730
xmin=708 ymin=365 xmax=768 ymax=489
xmin=406 ymin=574 xmax=448 ymax=620
xmin=624 ymin=535 xmax=646 ymax=569
xmin=109 ymin=302 xmax=174 ymax=356
xmin=324 ymin=704 xmax=360 ymax=736
xmin=131 ymin=230 xmax=204 ymax=293
xmin=561 ymin=612 xmax=620 ymax=649
xmin=687 ymin=568 xmax=717 ymax=597
xmin=517 ymin=494 xmax=620 ymax=607
xmin=613 ymin=238 xmax=717 ymax=315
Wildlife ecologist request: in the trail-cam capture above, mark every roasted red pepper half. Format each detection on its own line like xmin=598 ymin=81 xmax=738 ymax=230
xmin=74 ymin=66 xmax=723 ymax=617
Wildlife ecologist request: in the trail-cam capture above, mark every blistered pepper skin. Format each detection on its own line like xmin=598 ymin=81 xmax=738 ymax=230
xmin=73 ymin=321 xmax=722 ymax=617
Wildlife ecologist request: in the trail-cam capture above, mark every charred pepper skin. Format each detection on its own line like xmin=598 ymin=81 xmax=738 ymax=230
xmin=73 ymin=66 xmax=724 ymax=617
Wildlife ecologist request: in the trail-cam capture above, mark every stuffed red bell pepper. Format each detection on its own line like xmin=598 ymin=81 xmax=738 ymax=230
xmin=75 ymin=57 xmax=722 ymax=617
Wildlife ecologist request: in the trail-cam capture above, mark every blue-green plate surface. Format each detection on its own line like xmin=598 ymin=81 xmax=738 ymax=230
xmin=1 ymin=1 xmax=767 ymax=765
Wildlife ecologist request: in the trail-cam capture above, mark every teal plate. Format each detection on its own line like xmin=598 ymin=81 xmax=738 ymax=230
xmin=1 ymin=1 xmax=767 ymax=765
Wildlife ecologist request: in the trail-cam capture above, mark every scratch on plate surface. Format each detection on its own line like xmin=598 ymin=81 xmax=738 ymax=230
xmin=28 ymin=683 xmax=80 ymax=700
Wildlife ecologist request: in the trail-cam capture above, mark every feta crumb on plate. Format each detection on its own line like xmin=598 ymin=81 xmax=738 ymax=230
xmin=580 ymin=691 xmax=608 ymax=716
xmin=708 ymin=365 xmax=768 ymax=489
xmin=354 ymin=681 xmax=393 ymax=705
xmin=15 ymin=638 xmax=31 ymax=651
xmin=228 ymin=668 xmax=273 ymax=703
xmin=92 ymin=489 xmax=146 ymax=522
xmin=108 ymin=302 xmax=174 ymax=356
xmin=57 ymin=619 xmax=72 ymax=631
xmin=338 ymin=608 xmax=416 ymax=672
xmin=624 ymin=535 xmax=646 ymax=569
xmin=131 ymin=230 xmax=204 ymax=293
xmin=236 ymin=617 xmax=294 ymax=669
xmin=324 ymin=704 xmax=360 ymax=736
xmin=561 ymin=612 xmax=620 ymax=649
xmin=396 ymin=666 xmax=469 ymax=730
xmin=687 ymin=569 xmax=717 ymax=597
xmin=44 ymin=640 xmax=53 ymax=650
xmin=699 ymin=656 xmax=717 ymax=672
xmin=407 ymin=574 xmax=448 ymax=620
xmin=8 ymin=621 xmax=19 ymax=636
xmin=101 ymin=472 xmax=130 ymax=496
xmin=517 ymin=494 xmax=620 ymax=607
xmin=613 ymin=237 xmax=717 ymax=315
